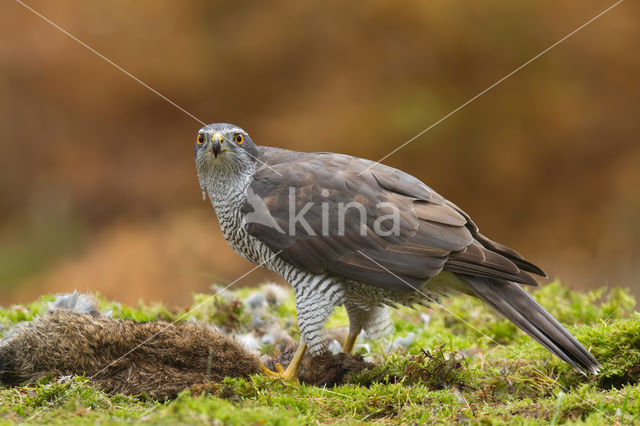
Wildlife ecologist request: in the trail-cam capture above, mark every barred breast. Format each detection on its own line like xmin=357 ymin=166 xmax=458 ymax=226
xmin=204 ymin=175 xmax=438 ymax=355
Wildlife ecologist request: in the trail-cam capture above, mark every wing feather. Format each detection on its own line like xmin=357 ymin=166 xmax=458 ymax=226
xmin=242 ymin=147 xmax=545 ymax=293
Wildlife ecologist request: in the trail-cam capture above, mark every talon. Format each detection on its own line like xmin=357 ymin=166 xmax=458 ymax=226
xmin=258 ymin=360 xmax=299 ymax=383
xmin=259 ymin=360 xmax=283 ymax=380
xmin=258 ymin=343 xmax=307 ymax=383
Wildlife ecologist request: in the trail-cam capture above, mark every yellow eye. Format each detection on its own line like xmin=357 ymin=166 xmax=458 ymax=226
xmin=234 ymin=134 xmax=244 ymax=145
xmin=196 ymin=134 xmax=205 ymax=145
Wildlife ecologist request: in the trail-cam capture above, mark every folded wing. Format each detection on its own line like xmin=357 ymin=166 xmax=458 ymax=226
xmin=242 ymin=147 xmax=545 ymax=293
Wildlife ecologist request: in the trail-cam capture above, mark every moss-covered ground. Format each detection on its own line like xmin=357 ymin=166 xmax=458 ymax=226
xmin=1 ymin=281 xmax=639 ymax=425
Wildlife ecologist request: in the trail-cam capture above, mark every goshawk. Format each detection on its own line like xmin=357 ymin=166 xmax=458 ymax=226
xmin=195 ymin=123 xmax=599 ymax=380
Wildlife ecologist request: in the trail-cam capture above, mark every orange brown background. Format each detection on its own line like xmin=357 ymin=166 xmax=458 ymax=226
xmin=0 ymin=0 xmax=638 ymax=306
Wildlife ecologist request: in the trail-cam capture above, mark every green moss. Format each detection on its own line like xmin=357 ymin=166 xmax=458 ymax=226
xmin=0 ymin=376 xmax=160 ymax=424
xmin=558 ymin=314 xmax=640 ymax=390
xmin=0 ymin=295 xmax=54 ymax=337
xmin=0 ymin=281 xmax=638 ymax=424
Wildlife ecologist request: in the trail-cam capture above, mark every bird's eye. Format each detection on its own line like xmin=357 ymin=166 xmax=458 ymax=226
xmin=234 ymin=134 xmax=244 ymax=145
xmin=196 ymin=134 xmax=205 ymax=145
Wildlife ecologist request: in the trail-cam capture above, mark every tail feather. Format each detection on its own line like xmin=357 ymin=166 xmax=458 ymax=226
xmin=458 ymin=275 xmax=600 ymax=375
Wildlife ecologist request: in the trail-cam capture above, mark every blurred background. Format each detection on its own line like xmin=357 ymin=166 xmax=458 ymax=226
xmin=0 ymin=0 xmax=638 ymax=306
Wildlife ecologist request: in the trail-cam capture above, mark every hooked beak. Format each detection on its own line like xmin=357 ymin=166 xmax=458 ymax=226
xmin=209 ymin=133 xmax=223 ymax=158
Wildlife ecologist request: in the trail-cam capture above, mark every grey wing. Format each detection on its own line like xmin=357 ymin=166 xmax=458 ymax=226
xmin=242 ymin=147 xmax=545 ymax=293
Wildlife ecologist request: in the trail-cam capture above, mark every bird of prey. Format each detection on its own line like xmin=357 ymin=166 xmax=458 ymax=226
xmin=194 ymin=122 xmax=600 ymax=381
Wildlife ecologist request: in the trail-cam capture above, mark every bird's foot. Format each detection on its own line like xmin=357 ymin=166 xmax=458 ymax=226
xmin=260 ymin=342 xmax=306 ymax=383
xmin=259 ymin=361 xmax=299 ymax=382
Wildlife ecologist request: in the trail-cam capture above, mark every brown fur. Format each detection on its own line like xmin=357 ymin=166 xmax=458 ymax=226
xmin=0 ymin=294 xmax=376 ymax=398
xmin=0 ymin=310 xmax=260 ymax=400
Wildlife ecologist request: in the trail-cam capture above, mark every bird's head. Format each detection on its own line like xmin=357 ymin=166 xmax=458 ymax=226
xmin=194 ymin=123 xmax=260 ymax=173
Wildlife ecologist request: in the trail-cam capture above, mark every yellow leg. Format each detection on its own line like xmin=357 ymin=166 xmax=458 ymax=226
xmin=260 ymin=343 xmax=307 ymax=382
xmin=343 ymin=330 xmax=360 ymax=354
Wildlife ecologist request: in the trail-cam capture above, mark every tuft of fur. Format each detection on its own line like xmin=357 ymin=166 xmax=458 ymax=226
xmin=0 ymin=294 xmax=260 ymax=400
xmin=46 ymin=290 xmax=100 ymax=316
